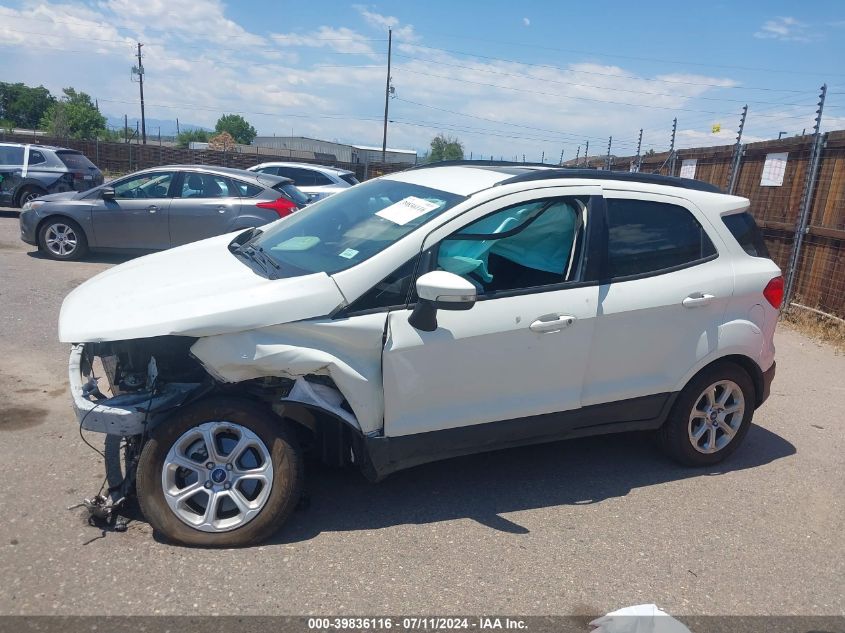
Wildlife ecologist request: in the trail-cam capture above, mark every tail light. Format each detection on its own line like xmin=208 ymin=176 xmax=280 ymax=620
xmin=256 ymin=197 xmax=297 ymax=218
xmin=763 ymin=275 xmax=784 ymax=309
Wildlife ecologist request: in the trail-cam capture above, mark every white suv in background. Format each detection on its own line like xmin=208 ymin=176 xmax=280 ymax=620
xmin=60 ymin=162 xmax=781 ymax=546
xmin=248 ymin=161 xmax=358 ymax=202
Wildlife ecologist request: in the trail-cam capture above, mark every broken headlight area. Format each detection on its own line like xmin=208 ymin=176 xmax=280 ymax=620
xmin=70 ymin=336 xmax=210 ymax=436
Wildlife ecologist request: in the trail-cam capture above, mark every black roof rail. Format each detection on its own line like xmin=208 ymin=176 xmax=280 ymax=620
xmin=498 ymin=168 xmax=724 ymax=193
xmin=407 ymin=160 xmax=723 ymax=194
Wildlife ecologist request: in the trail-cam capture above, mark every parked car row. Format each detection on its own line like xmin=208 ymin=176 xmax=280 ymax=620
xmin=7 ymin=141 xmax=361 ymax=260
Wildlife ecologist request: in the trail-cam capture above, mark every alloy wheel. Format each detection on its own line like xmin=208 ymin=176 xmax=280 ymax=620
xmin=162 ymin=421 xmax=274 ymax=532
xmin=688 ymin=380 xmax=745 ymax=454
xmin=45 ymin=223 xmax=78 ymax=257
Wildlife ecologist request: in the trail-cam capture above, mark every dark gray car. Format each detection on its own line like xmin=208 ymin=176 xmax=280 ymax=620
xmin=18 ymin=165 xmax=308 ymax=260
xmin=0 ymin=142 xmax=103 ymax=207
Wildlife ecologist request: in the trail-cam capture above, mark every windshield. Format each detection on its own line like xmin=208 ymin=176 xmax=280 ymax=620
xmin=252 ymin=178 xmax=465 ymax=276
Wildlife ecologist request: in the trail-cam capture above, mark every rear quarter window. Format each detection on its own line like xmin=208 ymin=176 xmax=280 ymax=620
xmin=722 ymin=212 xmax=770 ymax=258
xmin=56 ymin=151 xmax=97 ymax=170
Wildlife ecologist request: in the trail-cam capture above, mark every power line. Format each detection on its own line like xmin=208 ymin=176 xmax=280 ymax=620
xmin=396 ymin=67 xmax=814 ymax=119
xmin=403 ymin=39 xmax=845 ymax=78
xmin=392 ymin=53 xmax=816 ymax=106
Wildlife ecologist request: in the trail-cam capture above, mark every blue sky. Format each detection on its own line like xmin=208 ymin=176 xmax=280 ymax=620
xmin=1 ymin=0 xmax=844 ymax=159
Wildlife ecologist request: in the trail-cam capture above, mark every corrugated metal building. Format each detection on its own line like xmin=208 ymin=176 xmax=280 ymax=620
xmin=252 ymin=136 xmax=417 ymax=165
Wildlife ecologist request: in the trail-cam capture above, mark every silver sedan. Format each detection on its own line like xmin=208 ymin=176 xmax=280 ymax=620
xmin=18 ymin=165 xmax=308 ymax=260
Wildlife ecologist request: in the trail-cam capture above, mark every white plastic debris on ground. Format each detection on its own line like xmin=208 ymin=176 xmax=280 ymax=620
xmin=590 ymin=605 xmax=693 ymax=633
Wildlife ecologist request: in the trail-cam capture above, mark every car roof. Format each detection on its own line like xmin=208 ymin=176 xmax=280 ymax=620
xmin=140 ymin=165 xmax=294 ymax=186
xmin=0 ymin=142 xmax=78 ymax=152
xmin=385 ymin=161 xmax=731 ymax=199
xmin=251 ymin=161 xmax=354 ymax=176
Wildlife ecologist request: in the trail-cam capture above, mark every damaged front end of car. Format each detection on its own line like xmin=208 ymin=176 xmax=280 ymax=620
xmin=69 ymin=336 xmax=213 ymax=522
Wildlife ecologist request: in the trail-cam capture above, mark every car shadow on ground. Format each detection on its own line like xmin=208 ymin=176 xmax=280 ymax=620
xmin=25 ymin=249 xmax=141 ymax=265
xmin=185 ymin=422 xmax=793 ymax=546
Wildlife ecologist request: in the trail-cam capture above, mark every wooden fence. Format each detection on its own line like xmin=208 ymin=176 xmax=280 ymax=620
xmin=0 ymin=132 xmax=408 ymax=182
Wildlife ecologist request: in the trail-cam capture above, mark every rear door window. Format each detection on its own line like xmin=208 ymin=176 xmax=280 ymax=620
xmin=606 ymin=198 xmax=717 ymax=278
xmin=178 ymin=173 xmax=236 ymax=198
xmin=27 ymin=150 xmax=46 ymax=165
xmin=722 ymin=212 xmax=770 ymax=258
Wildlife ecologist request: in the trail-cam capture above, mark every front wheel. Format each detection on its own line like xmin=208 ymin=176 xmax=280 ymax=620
xmin=136 ymin=397 xmax=303 ymax=546
xmin=37 ymin=217 xmax=89 ymax=260
xmin=659 ymin=363 xmax=755 ymax=466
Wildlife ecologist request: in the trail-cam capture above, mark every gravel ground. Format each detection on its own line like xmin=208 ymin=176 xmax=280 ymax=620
xmin=0 ymin=209 xmax=842 ymax=616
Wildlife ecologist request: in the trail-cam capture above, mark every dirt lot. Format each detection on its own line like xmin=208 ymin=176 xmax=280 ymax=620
xmin=0 ymin=210 xmax=842 ymax=616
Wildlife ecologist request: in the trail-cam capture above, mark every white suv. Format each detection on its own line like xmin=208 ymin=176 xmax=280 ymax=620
xmin=60 ymin=163 xmax=780 ymax=546
xmin=247 ymin=162 xmax=358 ymax=202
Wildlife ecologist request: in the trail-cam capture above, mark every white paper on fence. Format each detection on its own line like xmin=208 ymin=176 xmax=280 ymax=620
xmin=376 ymin=196 xmax=441 ymax=226
xmin=761 ymin=152 xmax=788 ymax=186
xmin=589 ymin=604 xmax=692 ymax=633
xmin=679 ymin=159 xmax=697 ymax=179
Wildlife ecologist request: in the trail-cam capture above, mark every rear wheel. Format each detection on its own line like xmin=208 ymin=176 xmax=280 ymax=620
xmin=136 ymin=397 xmax=303 ymax=547
xmin=37 ymin=217 xmax=89 ymax=260
xmin=659 ymin=363 xmax=755 ymax=466
xmin=16 ymin=185 xmax=46 ymax=207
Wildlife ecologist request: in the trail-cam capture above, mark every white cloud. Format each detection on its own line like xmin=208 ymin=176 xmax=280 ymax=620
xmin=523 ymin=17 xmax=530 ymax=27
xmin=271 ymin=26 xmax=376 ymax=55
xmin=354 ymin=5 xmax=419 ymax=42
xmin=754 ymin=16 xmax=815 ymax=42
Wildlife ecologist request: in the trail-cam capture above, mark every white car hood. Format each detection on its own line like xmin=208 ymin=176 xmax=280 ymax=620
xmin=59 ymin=232 xmax=347 ymax=343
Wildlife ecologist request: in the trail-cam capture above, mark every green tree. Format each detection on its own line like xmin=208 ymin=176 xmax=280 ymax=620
xmin=39 ymin=88 xmax=106 ymax=139
xmin=214 ymin=114 xmax=256 ymax=145
xmin=0 ymin=82 xmax=55 ymax=129
xmin=427 ymin=134 xmax=464 ymax=162
xmin=176 ymin=128 xmax=210 ymax=148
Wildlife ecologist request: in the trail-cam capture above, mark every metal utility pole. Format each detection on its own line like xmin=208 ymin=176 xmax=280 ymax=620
xmin=727 ymin=104 xmax=748 ymax=193
xmin=583 ymin=141 xmax=589 ymax=167
xmin=604 ymin=136 xmax=612 ymax=170
xmin=381 ymin=28 xmax=392 ymax=163
xmin=124 ymin=114 xmax=128 ymax=143
xmin=176 ymin=118 xmax=180 ymax=136
xmin=559 ymin=149 xmax=564 ymax=165
xmin=541 ymin=151 xmax=545 ymax=163
xmin=133 ymin=43 xmax=147 ymax=144
xmin=635 ymin=128 xmax=643 ymax=172
xmin=785 ymin=84 xmax=827 ymax=305
xmin=668 ymin=118 xmax=677 ymax=175
xmin=575 ymin=145 xmax=580 ymax=165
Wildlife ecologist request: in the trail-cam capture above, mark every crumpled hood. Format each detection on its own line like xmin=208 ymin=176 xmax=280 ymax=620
xmin=59 ymin=232 xmax=347 ymax=342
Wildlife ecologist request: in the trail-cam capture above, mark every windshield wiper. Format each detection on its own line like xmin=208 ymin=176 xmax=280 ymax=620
xmin=232 ymin=244 xmax=278 ymax=279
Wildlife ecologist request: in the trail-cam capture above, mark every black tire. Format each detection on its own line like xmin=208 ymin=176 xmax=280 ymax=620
xmin=37 ymin=217 xmax=89 ymax=260
xmin=659 ymin=362 xmax=755 ymax=466
xmin=136 ymin=397 xmax=303 ymax=547
xmin=15 ymin=185 xmax=46 ymax=208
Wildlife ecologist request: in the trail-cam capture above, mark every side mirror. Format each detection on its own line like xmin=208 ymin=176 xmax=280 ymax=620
xmin=408 ymin=271 xmax=477 ymax=332
xmin=101 ymin=187 xmax=115 ymax=199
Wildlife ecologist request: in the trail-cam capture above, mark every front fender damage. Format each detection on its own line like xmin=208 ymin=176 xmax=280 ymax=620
xmin=190 ymin=317 xmax=387 ymax=435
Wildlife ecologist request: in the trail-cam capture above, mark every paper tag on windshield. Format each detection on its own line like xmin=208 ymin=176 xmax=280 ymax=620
xmin=338 ymin=248 xmax=358 ymax=259
xmin=375 ymin=196 xmax=440 ymax=226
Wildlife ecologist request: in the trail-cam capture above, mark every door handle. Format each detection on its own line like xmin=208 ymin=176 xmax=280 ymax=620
xmin=147 ymin=205 xmax=158 ymax=214
xmin=529 ymin=314 xmax=576 ymax=333
xmin=682 ymin=293 xmax=715 ymax=308
xmin=217 ymin=205 xmax=226 ymax=214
